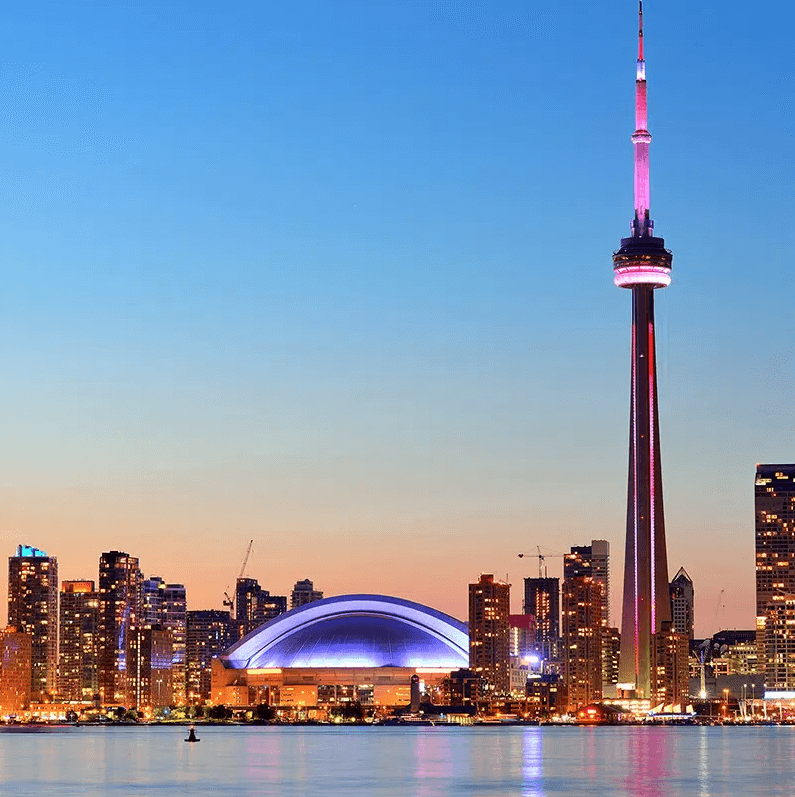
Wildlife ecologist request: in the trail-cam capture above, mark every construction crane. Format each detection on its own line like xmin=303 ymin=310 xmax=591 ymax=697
xmin=518 ymin=546 xmax=565 ymax=578
xmin=222 ymin=539 xmax=255 ymax=612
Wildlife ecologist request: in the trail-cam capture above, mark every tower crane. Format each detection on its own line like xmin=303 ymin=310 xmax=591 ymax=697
xmin=222 ymin=539 xmax=255 ymax=612
xmin=518 ymin=546 xmax=566 ymax=578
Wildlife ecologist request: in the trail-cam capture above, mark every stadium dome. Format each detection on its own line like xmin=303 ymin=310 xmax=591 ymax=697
xmin=219 ymin=594 xmax=469 ymax=670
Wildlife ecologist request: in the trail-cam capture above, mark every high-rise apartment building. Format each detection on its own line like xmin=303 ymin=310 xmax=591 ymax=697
xmin=163 ymin=584 xmax=187 ymax=705
xmin=669 ymin=567 xmax=694 ymax=640
xmin=235 ymin=578 xmax=287 ymax=638
xmin=755 ymin=464 xmax=795 ymax=677
xmin=469 ymin=574 xmax=511 ymax=695
xmin=8 ymin=545 xmax=58 ymax=700
xmin=523 ymin=577 xmax=560 ymax=659
xmin=601 ymin=626 xmax=621 ymax=691
xmin=186 ymin=610 xmax=231 ymax=704
xmin=650 ymin=621 xmax=689 ymax=708
xmin=562 ymin=576 xmax=603 ymax=711
xmin=98 ymin=551 xmax=141 ymax=704
xmin=763 ymin=596 xmax=795 ymax=690
xmin=128 ymin=626 xmax=173 ymax=711
xmin=0 ymin=627 xmax=32 ymax=714
xmin=291 ymin=579 xmax=323 ymax=610
xmin=142 ymin=576 xmax=166 ymax=626
xmin=564 ymin=540 xmax=610 ymax=625
xmin=59 ymin=581 xmax=100 ymax=701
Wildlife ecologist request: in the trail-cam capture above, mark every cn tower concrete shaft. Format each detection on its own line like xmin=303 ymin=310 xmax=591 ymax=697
xmin=613 ymin=1 xmax=673 ymax=698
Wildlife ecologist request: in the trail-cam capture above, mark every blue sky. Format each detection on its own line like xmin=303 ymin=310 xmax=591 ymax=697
xmin=0 ymin=0 xmax=792 ymax=633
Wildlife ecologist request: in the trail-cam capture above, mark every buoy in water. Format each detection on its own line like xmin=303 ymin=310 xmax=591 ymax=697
xmin=185 ymin=725 xmax=200 ymax=742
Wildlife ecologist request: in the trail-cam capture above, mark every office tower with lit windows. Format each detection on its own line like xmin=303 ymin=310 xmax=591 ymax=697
xmin=669 ymin=567 xmax=694 ymax=639
xmin=562 ymin=576 xmax=603 ymax=711
xmin=755 ymin=464 xmax=795 ymax=677
xmin=291 ymin=579 xmax=323 ymax=609
xmin=601 ymin=626 xmax=621 ymax=691
xmin=59 ymin=581 xmax=100 ymax=701
xmin=0 ymin=627 xmax=32 ymax=714
xmin=524 ymin=577 xmax=560 ymax=659
xmin=615 ymin=3 xmax=674 ymax=698
xmin=564 ymin=540 xmax=610 ymax=625
xmin=98 ymin=551 xmax=142 ymax=704
xmin=142 ymin=576 xmax=166 ymax=626
xmin=469 ymin=574 xmax=511 ymax=695
xmin=8 ymin=545 xmax=58 ymax=700
xmin=186 ymin=610 xmax=232 ymax=704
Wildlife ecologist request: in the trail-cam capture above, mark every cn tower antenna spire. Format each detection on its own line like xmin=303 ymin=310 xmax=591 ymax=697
xmin=638 ymin=1 xmax=644 ymax=62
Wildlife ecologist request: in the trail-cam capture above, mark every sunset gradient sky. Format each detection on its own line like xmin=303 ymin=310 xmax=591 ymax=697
xmin=0 ymin=1 xmax=792 ymax=635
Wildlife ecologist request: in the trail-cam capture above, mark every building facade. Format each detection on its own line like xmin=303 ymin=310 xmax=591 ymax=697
xmin=98 ymin=551 xmax=142 ymax=704
xmin=669 ymin=567 xmax=695 ymax=639
xmin=291 ymin=579 xmax=323 ymax=610
xmin=0 ymin=627 xmax=32 ymax=715
xmin=615 ymin=4 xmax=674 ymax=698
xmin=563 ymin=541 xmax=610 ymax=625
xmin=128 ymin=627 xmax=173 ymax=712
xmin=7 ymin=545 xmax=58 ymax=700
xmin=469 ymin=574 xmax=511 ymax=696
xmin=59 ymin=580 xmax=100 ymax=701
xmin=186 ymin=609 xmax=231 ymax=704
xmin=562 ymin=576 xmax=603 ymax=711
xmin=523 ymin=577 xmax=560 ymax=660
xmin=755 ymin=464 xmax=795 ymax=678
xmin=650 ymin=621 xmax=690 ymax=708
xmin=235 ymin=578 xmax=288 ymax=639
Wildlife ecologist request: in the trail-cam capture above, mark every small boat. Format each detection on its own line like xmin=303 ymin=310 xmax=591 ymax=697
xmin=185 ymin=725 xmax=200 ymax=742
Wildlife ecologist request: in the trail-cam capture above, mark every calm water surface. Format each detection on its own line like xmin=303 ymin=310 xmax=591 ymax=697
xmin=0 ymin=725 xmax=793 ymax=796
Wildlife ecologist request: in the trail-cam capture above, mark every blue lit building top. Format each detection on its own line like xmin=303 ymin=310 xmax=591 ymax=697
xmin=220 ymin=594 xmax=469 ymax=670
xmin=14 ymin=544 xmax=48 ymax=558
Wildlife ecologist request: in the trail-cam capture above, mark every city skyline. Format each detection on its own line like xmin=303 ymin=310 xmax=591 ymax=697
xmin=1 ymin=0 xmax=792 ymax=635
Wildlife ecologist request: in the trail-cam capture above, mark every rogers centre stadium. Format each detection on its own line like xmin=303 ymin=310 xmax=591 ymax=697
xmin=211 ymin=594 xmax=469 ymax=708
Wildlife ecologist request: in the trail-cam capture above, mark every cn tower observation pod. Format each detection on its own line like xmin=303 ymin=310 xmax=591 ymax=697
xmin=219 ymin=594 xmax=469 ymax=670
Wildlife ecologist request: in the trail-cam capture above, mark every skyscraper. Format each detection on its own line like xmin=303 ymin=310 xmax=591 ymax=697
xmin=523 ymin=577 xmax=560 ymax=659
xmin=468 ymin=574 xmax=511 ymax=695
xmin=0 ymin=628 xmax=32 ymax=714
xmin=669 ymin=567 xmax=695 ymax=640
xmin=186 ymin=609 xmax=231 ymax=704
xmin=162 ymin=584 xmax=187 ymax=705
xmin=59 ymin=580 xmax=100 ymax=702
xmin=235 ymin=577 xmax=287 ymax=639
xmin=291 ymin=579 xmax=323 ymax=609
xmin=98 ymin=551 xmax=141 ymax=704
xmin=7 ymin=544 xmax=58 ymax=700
xmin=563 ymin=540 xmax=610 ymax=625
xmin=562 ymin=576 xmax=603 ymax=711
xmin=755 ymin=464 xmax=795 ymax=678
xmin=615 ymin=2 xmax=673 ymax=698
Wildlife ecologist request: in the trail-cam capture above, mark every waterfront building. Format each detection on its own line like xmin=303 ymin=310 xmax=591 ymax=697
xmin=469 ymin=574 xmax=511 ymax=696
xmin=128 ymin=626 xmax=173 ymax=712
xmin=670 ymin=567 xmax=695 ymax=639
xmin=162 ymin=584 xmax=187 ymax=705
xmin=0 ymin=627 xmax=32 ymax=715
xmin=7 ymin=544 xmax=58 ymax=700
xmin=142 ymin=576 xmax=166 ymax=626
xmin=186 ymin=609 xmax=231 ymax=704
xmin=563 ymin=541 xmax=610 ymax=625
xmin=562 ymin=576 xmax=603 ymax=712
xmin=58 ymin=581 xmax=100 ymax=701
xmin=708 ymin=630 xmax=759 ymax=676
xmin=97 ymin=551 xmax=142 ymax=704
xmin=650 ymin=620 xmax=689 ymax=708
xmin=291 ymin=579 xmax=323 ymax=609
xmin=523 ymin=577 xmax=560 ymax=660
xmin=763 ymin=596 xmax=795 ymax=690
xmin=213 ymin=595 xmax=469 ymax=710
xmin=615 ymin=3 xmax=675 ymax=699
xmin=509 ymin=614 xmax=536 ymax=661
xmin=755 ymin=465 xmax=795 ymax=676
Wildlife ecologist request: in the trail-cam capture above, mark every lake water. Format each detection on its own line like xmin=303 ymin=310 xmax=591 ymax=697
xmin=0 ymin=725 xmax=793 ymax=796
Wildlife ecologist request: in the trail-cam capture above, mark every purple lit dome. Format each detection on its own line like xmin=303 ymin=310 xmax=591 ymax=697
xmin=219 ymin=594 xmax=469 ymax=670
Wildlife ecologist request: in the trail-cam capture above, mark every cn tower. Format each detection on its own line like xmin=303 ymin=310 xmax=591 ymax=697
xmin=614 ymin=1 xmax=673 ymax=698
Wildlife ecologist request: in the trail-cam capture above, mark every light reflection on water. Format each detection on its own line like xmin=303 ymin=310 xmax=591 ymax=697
xmin=0 ymin=725 xmax=793 ymax=796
